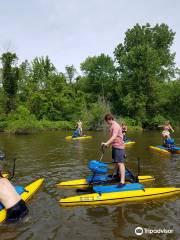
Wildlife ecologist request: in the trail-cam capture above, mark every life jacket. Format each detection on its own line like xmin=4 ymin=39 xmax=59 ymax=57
xmin=72 ymin=130 xmax=80 ymax=138
xmin=165 ymin=138 xmax=175 ymax=145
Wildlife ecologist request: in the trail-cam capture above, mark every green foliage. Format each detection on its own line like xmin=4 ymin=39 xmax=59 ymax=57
xmin=82 ymin=100 xmax=111 ymax=130
xmin=165 ymin=80 xmax=180 ymax=121
xmin=65 ymin=65 xmax=77 ymax=84
xmin=0 ymin=113 xmax=8 ymax=131
xmin=0 ymin=23 xmax=179 ymax=134
xmin=0 ymin=89 xmax=7 ymax=113
xmin=118 ymin=117 xmax=142 ymax=131
xmin=40 ymin=119 xmax=74 ymax=130
xmin=114 ymin=23 xmax=176 ymax=125
xmin=1 ymin=52 xmax=19 ymax=112
xmin=80 ymin=54 xmax=117 ymax=104
xmin=5 ymin=106 xmax=41 ymax=134
xmin=1 ymin=106 xmax=74 ymax=134
xmin=120 ymin=117 xmax=139 ymax=127
xmin=149 ymin=115 xmax=167 ymax=129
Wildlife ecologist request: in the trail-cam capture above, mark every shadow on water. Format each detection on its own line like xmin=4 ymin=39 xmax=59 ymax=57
xmin=0 ymin=130 xmax=180 ymax=239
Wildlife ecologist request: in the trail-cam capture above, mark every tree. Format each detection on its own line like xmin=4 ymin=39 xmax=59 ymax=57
xmin=31 ymin=56 xmax=56 ymax=90
xmin=18 ymin=60 xmax=32 ymax=102
xmin=65 ymin=65 xmax=77 ymax=84
xmin=1 ymin=52 xmax=19 ymax=113
xmin=114 ymin=23 xmax=176 ymax=125
xmin=80 ymin=54 xmax=116 ymax=104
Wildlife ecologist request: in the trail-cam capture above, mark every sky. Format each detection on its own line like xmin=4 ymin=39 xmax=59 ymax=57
xmin=0 ymin=0 xmax=180 ymax=72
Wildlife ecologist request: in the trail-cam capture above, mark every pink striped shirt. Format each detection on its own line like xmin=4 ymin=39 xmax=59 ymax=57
xmin=110 ymin=121 xmax=124 ymax=149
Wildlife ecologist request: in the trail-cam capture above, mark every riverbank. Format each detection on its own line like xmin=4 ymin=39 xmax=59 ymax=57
xmin=0 ymin=113 xmax=143 ymax=134
xmin=4 ymin=106 xmax=180 ymax=134
xmin=0 ymin=119 xmax=74 ymax=134
xmin=0 ymin=119 xmax=142 ymax=135
xmin=0 ymin=106 xmax=143 ymax=134
xmin=1 ymin=113 xmax=180 ymax=135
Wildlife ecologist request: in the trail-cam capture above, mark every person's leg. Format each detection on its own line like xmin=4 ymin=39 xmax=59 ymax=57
xmin=111 ymin=163 xmax=119 ymax=180
xmin=112 ymin=148 xmax=126 ymax=184
xmin=77 ymin=128 xmax=81 ymax=136
xmin=118 ymin=163 xmax=125 ymax=184
xmin=162 ymin=135 xmax=166 ymax=146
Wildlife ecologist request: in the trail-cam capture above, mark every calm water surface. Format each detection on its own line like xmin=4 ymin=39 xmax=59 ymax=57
xmin=0 ymin=130 xmax=180 ymax=240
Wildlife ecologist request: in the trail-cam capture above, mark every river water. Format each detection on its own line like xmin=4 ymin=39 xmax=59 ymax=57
xmin=0 ymin=130 xmax=180 ymax=240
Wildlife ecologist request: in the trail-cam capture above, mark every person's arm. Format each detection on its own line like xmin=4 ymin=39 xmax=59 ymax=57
xmin=169 ymin=124 xmax=174 ymax=132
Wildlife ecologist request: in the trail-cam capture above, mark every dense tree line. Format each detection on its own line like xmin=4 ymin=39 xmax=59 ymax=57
xmin=0 ymin=23 xmax=180 ymax=133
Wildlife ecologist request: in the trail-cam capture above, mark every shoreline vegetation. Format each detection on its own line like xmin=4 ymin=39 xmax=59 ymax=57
xmin=0 ymin=122 xmax=143 ymax=135
xmin=0 ymin=106 xmax=142 ymax=134
xmin=0 ymin=23 xmax=180 ymax=135
xmin=0 ymin=121 xmax=142 ymax=135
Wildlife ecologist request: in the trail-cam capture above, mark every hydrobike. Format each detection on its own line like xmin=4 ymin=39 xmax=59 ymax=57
xmin=59 ymin=161 xmax=179 ymax=207
xmin=0 ymin=158 xmax=44 ymax=222
xmin=149 ymin=145 xmax=180 ymax=154
xmin=60 ymin=182 xmax=180 ymax=206
xmin=150 ymin=137 xmax=180 ymax=154
xmin=0 ymin=178 xmax=44 ymax=223
xmin=66 ymin=135 xmax=92 ymax=140
xmin=65 ymin=136 xmax=135 ymax=146
xmin=124 ymin=140 xmax=135 ymax=146
xmin=58 ymin=145 xmax=154 ymax=188
xmin=57 ymin=159 xmax=155 ymax=189
xmin=59 ymin=154 xmax=179 ymax=206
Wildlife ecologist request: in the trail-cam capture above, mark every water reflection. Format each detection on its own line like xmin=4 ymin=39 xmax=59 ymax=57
xmin=0 ymin=130 xmax=179 ymax=239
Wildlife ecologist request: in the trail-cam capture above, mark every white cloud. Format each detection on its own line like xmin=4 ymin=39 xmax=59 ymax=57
xmin=0 ymin=0 xmax=179 ymax=71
